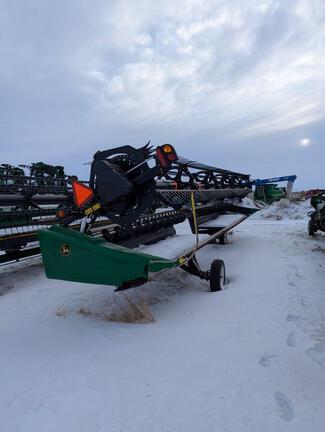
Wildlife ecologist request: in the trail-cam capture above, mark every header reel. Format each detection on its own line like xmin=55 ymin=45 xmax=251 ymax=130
xmin=160 ymin=157 xmax=251 ymax=190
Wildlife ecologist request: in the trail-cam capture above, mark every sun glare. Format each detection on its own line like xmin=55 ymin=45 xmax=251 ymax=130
xmin=299 ymin=138 xmax=310 ymax=147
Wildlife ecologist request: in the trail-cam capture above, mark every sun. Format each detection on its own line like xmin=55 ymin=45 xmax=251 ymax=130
xmin=299 ymin=138 xmax=310 ymax=147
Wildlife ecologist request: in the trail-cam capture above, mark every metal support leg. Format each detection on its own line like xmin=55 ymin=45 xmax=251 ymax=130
xmin=180 ymin=255 xmax=210 ymax=281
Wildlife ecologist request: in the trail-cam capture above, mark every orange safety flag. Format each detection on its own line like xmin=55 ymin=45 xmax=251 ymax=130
xmin=72 ymin=181 xmax=94 ymax=207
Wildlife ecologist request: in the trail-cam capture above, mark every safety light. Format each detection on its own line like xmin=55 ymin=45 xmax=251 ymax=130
xmin=162 ymin=144 xmax=173 ymax=154
xmin=72 ymin=181 xmax=94 ymax=207
xmin=56 ymin=209 xmax=66 ymax=218
xmin=156 ymin=144 xmax=178 ymax=167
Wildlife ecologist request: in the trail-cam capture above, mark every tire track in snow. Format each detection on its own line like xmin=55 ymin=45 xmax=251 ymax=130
xmin=273 ymin=391 xmax=295 ymax=422
xmin=259 ymin=353 xmax=278 ymax=367
xmin=286 ymin=331 xmax=296 ymax=347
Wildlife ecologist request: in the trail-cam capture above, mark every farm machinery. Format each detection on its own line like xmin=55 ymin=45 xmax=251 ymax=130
xmin=308 ymin=191 xmax=325 ymax=235
xmin=0 ymin=161 xmax=78 ymax=262
xmin=252 ymin=175 xmax=297 ymax=204
xmin=1 ymin=143 xmax=257 ymax=291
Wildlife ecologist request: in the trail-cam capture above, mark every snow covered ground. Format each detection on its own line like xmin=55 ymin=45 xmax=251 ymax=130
xmin=0 ymin=203 xmax=324 ymax=432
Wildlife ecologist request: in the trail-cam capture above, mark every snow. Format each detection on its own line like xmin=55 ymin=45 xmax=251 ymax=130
xmin=140 ymin=213 xmax=245 ymax=260
xmin=253 ymin=198 xmax=313 ymax=221
xmin=0 ymin=203 xmax=324 ymax=432
xmin=200 ymin=212 xmax=244 ymax=227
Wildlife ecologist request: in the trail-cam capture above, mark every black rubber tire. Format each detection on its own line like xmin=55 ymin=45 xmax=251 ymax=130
xmin=219 ymin=234 xmax=228 ymax=245
xmin=308 ymin=220 xmax=316 ymax=236
xmin=210 ymin=259 xmax=225 ymax=292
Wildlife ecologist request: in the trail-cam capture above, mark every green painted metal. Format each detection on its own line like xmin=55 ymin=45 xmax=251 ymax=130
xmin=309 ymin=192 xmax=325 ymax=234
xmin=0 ymin=213 xmax=32 ymax=228
xmin=254 ymin=184 xmax=286 ymax=204
xmin=39 ymin=225 xmax=178 ymax=287
xmin=311 ymin=193 xmax=325 ymax=210
xmin=0 ymin=208 xmax=57 ymax=229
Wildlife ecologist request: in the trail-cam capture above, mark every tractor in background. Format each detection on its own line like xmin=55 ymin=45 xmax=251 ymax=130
xmin=308 ymin=191 xmax=325 ymax=235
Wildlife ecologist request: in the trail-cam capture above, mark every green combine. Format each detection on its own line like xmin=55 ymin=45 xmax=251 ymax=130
xmin=254 ymin=184 xmax=286 ymax=204
xmin=253 ymin=175 xmax=297 ymax=204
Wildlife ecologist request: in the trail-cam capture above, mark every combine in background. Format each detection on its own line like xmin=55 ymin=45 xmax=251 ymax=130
xmin=252 ymin=175 xmax=297 ymax=204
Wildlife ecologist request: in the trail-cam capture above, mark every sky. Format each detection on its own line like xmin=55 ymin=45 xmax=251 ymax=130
xmin=0 ymin=0 xmax=324 ymax=189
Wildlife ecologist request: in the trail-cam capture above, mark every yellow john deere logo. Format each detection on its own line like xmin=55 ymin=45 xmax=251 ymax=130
xmin=60 ymin=243 xmax=71 ymax=256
